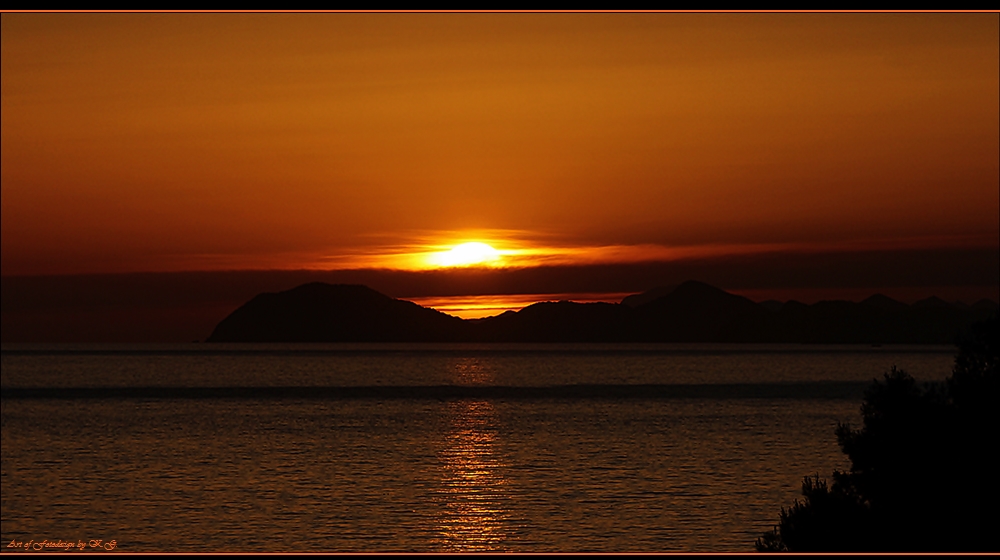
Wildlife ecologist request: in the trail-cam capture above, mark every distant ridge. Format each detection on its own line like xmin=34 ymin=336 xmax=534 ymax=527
xmin=207 ymin=281 xmax=998 ymax=344
xmin=860 ymin=294 xmax=910 ymax=314
xmin=206 ymin=283 xmax=465 ymax=342
xmin=620 ymin=284 xmax=677 ymax=308
xmin=632 ymin=281 xmax=769 ymax=342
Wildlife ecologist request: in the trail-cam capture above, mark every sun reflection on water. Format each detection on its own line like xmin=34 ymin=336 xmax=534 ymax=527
xmin=433 ymin=358 xmax=511 ymax=551
xmin=451 ymin=357 xmax=495 ymax=385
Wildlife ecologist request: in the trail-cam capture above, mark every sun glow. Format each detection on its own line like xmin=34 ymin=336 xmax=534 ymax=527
xmin=311 ymin=229 xmax=996 ymax=273
xmin=427 ymin=242 xmax=504 ymax=268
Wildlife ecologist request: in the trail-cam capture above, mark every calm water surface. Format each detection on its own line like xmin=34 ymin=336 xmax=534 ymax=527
xmin=1 ymin=344 xmax=955 ymax=552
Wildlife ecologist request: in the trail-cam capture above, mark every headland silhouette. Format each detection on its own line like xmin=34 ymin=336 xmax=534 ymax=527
xmin=205 ymin=281 xmax=997 ymax=343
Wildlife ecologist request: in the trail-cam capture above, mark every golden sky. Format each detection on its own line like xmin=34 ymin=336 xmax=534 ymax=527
xmin=2 ymin=13 xmax=998 ymax=278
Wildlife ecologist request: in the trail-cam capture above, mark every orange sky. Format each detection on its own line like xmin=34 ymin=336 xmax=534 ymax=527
xmin=2 ymin=13 xmax=998 ymax=284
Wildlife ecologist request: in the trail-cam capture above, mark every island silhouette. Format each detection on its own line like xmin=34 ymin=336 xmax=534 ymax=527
xmin=206 ymin=281 xmax=997 ymax=343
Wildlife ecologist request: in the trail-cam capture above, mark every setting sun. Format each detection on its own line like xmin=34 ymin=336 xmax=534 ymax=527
xmin=428 ymin=242 xmax=503 ymax=268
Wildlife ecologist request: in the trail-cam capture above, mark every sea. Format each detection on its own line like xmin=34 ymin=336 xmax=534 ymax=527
xmin=0 ymin=343 xmax=957 ymax=553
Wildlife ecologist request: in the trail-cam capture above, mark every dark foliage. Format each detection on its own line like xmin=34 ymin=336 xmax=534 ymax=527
xmin=756 ymin=315 xmax=999 ymax=552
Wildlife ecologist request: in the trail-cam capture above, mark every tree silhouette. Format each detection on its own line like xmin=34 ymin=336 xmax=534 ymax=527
xmin=756 ymin=315 xmax=999 ymax=552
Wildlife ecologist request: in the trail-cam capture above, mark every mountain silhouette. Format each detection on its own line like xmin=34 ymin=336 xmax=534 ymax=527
xmin=207 ymin=281 xmax=997 ymax=343
xmin=206 ymin=283 xmax=465 ymax=342
xmin=860 ymin=294 xmax=910 ymax=314
xmin=470 ymin=300 xmax=635 ymax=342
xmin=632 ymin=280 xmax=771 ymax=342
xmin=972 ymin=299 xmax=1000 ymax=313
xmin=620 ymin=284 xmax=677 ymax=308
